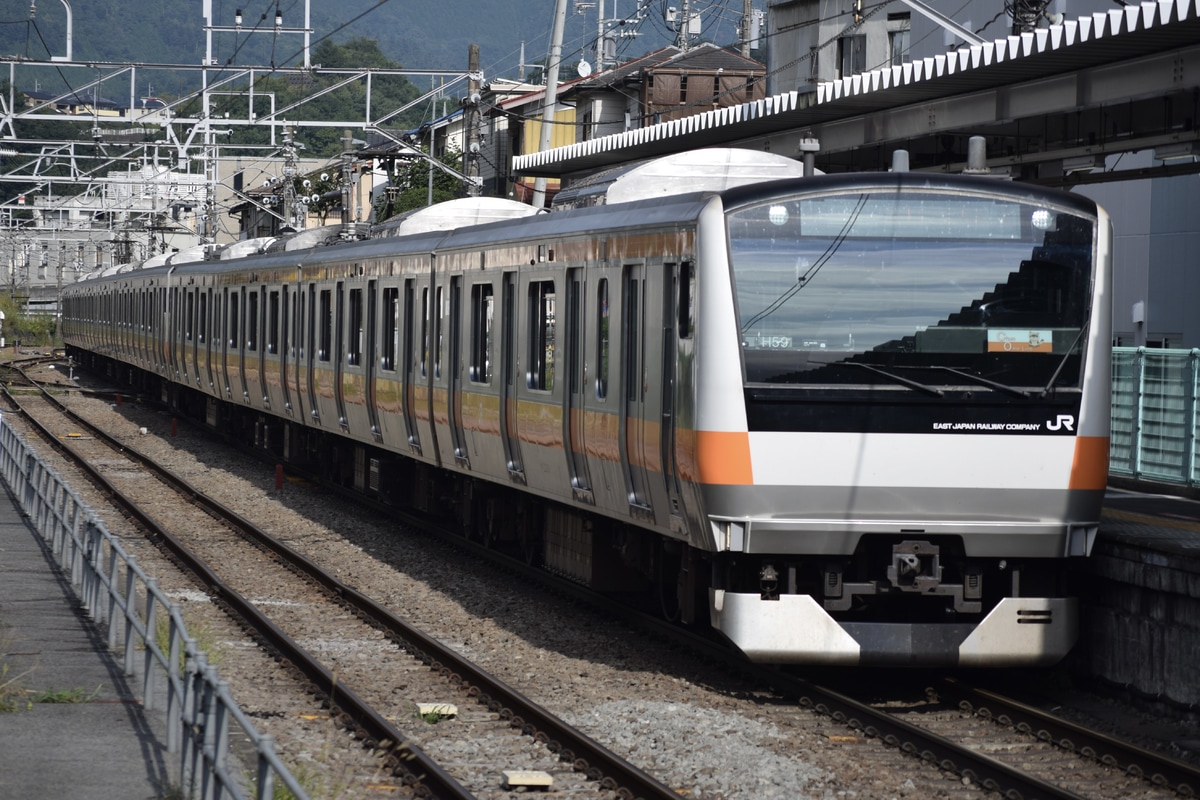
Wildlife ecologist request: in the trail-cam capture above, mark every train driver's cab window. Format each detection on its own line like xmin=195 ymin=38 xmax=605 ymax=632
xmin=528 ymin=280 xmax=556 ymax=391
xmin=470 ymin=283 xmax=494 ymax=384
xmin=596 ymin=278 xmax=609 ymax=399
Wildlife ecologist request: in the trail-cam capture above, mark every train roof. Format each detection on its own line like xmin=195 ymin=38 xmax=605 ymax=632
xmin=552 ymin=147 xmax=810 ymax=210
xmin=372 ymin=197 xmax=540 ymax=236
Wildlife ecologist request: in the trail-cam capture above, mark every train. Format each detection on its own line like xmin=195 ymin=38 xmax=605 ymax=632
xmin=60 ymin=148 xmax=1113 ymax=667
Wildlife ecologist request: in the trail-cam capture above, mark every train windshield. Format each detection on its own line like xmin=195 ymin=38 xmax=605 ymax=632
xmin=727 ymin=187 xmax=1095 ymax=390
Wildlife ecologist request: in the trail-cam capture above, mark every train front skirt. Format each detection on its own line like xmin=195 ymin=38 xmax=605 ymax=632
xmin=710 ymin=590 xmax=1078 ymax=667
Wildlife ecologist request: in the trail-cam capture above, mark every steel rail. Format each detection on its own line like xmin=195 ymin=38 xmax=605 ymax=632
xmin=938 ymin=678 xmax=1200 ymax=797
xmin=1 ymin=382 xmax=474 ymax=800
xmin=14 ymin=369 xmax=684 ymax=800
xmin=743 ymin=665 xmax=1094 ymax=800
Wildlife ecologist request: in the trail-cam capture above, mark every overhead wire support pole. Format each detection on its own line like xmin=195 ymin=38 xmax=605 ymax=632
xmin=28 ymin=0 xmax=74 ymax=62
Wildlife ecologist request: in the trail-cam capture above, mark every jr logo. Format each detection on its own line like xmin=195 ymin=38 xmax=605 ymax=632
xmin=1046 ymin=414 xmax=1075 ymax=432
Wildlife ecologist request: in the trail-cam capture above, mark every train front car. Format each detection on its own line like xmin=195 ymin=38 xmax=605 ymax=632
xmin=696 ymin=173 xmax=1111 ymax=667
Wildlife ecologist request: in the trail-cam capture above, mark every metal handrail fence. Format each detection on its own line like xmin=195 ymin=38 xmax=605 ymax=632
xmin=0 ymin=417 xmax=311 ymax=800
xmin=1110 ymin=347 xmax=1200 ymax=488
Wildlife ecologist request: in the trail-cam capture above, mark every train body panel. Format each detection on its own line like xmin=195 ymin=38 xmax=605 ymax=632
xmin=62 ymin=163 xmax=1112 ymax=667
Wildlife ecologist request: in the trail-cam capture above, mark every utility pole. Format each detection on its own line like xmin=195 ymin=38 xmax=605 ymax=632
xmin=464 ymin=44 xmax=482 ymax=197
xmin=678 ymin=0 xmax=692 ymax=51
xmin=531 ymin=0 xmax=568 ymax=209
xmin=281 ymin=126 xmax=298 ymax=232
xmin=340 ymin=130 xmax=353 ymax=229
xmin=740 ymin=0 xmax=753 ymax=57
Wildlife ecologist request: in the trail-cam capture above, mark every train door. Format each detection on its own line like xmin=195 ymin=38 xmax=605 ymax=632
xmin=624 ymin=262 xmax=652 ymax=513
xmin=167 ymin=281 xmax=180 ymax=379
xmin=248 ymin=286 xmax=264 ymax=406
xmin=221 ymin=289 xmax=234 ymax=398
xmin=264 ymin=288 xmax=281 ymax=409
xmin=364 ymin=281 xmax=379 ymax=441
xmin=563 ymin=268 xmax=592 ymax=499
xmin=202 ymin=288 xmax=215 ymax=391
xmin=309 ymin=283 xmax=324 ymax=424
xmin=184 ymin=288 xmax=196 ymax=386
xmin=661 ymin=263 xmax=687 ymax=523
xmin=401 ymin=278 xmax=420 ymax=451
xmin=448 ymin=275 xmax=467 ymax=464
xmin=281 ymin=284 xmax=292 ymax=414
xmin=334 ymin=281 xmax=348 ymax=427
xmin=499 ymin=271 xmax=524 ymax=480
xmin=237 ymin=286 xmax=252 ymax=400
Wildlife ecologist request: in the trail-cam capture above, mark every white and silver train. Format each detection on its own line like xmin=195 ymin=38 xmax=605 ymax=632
xmin=61 ymin=149 xmax=1112 ymax=666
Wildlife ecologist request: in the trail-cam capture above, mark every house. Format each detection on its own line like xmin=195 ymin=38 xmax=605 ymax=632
xmin=562 ymin=43 xmax=767 ymax=141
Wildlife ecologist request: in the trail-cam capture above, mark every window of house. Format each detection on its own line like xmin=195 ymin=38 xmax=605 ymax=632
xmin=838 ymin=34 xmax=866 ymax=77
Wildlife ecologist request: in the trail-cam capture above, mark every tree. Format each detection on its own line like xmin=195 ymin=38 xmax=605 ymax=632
xmin=292 ymin=171 xmax=341 ymax=226
xmin=374 ymin=147 xmax=466 ymax=222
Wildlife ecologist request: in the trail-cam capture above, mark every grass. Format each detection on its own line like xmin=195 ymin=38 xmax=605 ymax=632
xmin=0 ymin=663 xmax=33 ymax=712
xmin=33 ymin=684 xmax=102 ymax=703
xmin=154 ymin=612 xmax=226 ymax=673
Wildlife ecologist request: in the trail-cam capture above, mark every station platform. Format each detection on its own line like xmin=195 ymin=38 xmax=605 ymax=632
xmin=0 ymin=485 xmax=172 ymax=800
xmin=1076 ymin=484 xmax=1200 ymax=712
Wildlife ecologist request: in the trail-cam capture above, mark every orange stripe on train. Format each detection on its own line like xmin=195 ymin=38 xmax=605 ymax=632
xmin=1069 ymin=435 xmax=1110 ymax=490
xmin=695 ymin=430 xmax=754 ymax=486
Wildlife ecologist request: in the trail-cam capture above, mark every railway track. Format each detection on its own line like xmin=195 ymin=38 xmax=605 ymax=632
xmin=1 ymin=366 xmax=681 ymax=800
xmin=10 ymin=356 xmax=1200 ymax=799
xmin=730 ymin=660 xmax=1200 ymax=799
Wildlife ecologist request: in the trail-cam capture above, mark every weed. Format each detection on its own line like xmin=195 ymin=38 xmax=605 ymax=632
xmin=155 ymin=613 xmax=226 ymax=673
xmin=0 ymin=663 xmax=33 ymax=712
xmin=34 ymin=684 xmax=102 ymax=703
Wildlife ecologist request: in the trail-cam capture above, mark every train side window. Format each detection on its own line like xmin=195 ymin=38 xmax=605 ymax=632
xmin=434 ymin=285 xmax=444 ymax=379
xmin=596 ymin=278 xmax=609 ymax=399
xmin=318 ymin=289 xmax=332 ymax=362
xmin=420 ymin=287 xmax=429 ymax=378
xmin=247 ymin=290 xmax=259 ymax=352
xmin=198 ymin=291 xmax=208 ymax=343
xmin=229 ymin=292 xmax=239 ymax=348
xmin=268 ymin=290 xmax=280 ymax=355
xmin=470 ymin=283 xmax=494 ymax=384
xmin=678 ymin=261 xmax=694 ymax=339
xmin=381 ymin=287 xmax=399 ymax=371
xmin=185 ymin=291 xmax=195 ymax=341
xmin=528 ymin=280 xmax=556 ymax=391
xmin=347 ymin=287 xmax=363 ymax=366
